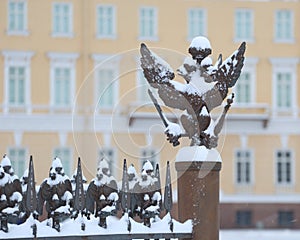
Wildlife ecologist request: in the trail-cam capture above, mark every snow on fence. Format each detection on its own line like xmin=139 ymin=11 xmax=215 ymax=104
xmin=0 ymin=156 xmax=192 ymax=240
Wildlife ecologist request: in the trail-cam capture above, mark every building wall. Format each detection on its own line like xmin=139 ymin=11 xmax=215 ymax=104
xmin=0 ymin=1 xmax=300 ymax=225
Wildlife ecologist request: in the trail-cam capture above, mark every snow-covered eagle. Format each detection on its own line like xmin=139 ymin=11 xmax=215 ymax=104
xmin=140 ymin=36 xmax=246 ymax=148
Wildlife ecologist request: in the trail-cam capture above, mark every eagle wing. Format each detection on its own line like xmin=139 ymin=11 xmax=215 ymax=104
xmin=203 ymin=42 xmax=246 ymax=111
xmin=215 ymin=42 xmax=246 ymax=88
xmin=140 ymin=43 xmax=193 ymax=112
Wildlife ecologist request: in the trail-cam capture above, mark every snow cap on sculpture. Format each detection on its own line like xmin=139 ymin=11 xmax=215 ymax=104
xmin=1 ymin=154 xmax=11 ymax=167
xmin=142 ymin=160 xmax=154 ymax=173
xmin=52 ymin=157 xmax=63 ymax=168
xmin=98 ymin=158 xmax=111 ymax=176
xmin=50 ymin=157 xmax=64 ymax=176
xmin=128 ymin=164 xmax=137 ymax=176
xmin=188 ymin=36 xmax=212 ymax=64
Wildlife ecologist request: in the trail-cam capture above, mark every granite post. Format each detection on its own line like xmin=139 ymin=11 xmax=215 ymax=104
xmin=175 ymin=146 xmax=222 ymax=240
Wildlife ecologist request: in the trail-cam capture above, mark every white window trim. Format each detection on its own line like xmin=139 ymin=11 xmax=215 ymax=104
xmin=187 ymin=8 xmax=207 ymax=42
xmin=138 ymin=6 xmax=158 ymax=41
xmin=234 ymin=8 xmax=254 ymax=43
xmin=274 ymin=149 xmax=295 ymax=187
xmin=233 ymin=57 xmax=258 ymax=105
xmin=7 ymin=0 xmax=29 ymax=36
xmin=47 ymin=52 xmax=79 ymax=109
xmin=2 ymin=50 xmax=34 ymax=114
xmin=274 ymin=10 xmax=294 ymax=44
xmin=96 ymin=4 xmax=117 ymax=39
xmin=51 ymin=2 xmax=74 ymax=38
xmin=91 ymin=54 xmax=120 ymax=110
xmin=234 ymin=148 xmax=255 ymax=186
xmin=270 ymin=57 xmax=298 ymax=117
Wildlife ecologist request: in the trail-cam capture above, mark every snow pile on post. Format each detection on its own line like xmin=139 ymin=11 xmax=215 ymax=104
xmin=176 ymin=146 xmax=222 ymax=162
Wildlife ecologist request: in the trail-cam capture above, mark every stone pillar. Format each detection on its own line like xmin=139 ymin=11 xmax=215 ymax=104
xmin=175 ymin=146 xmax=222 ymax=240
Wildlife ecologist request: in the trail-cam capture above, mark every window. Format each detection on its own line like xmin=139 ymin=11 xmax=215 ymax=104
xmin=97 ymin=5 xmax=116 ymax=39
xmin=278 ymin=211 xmax=294 ymax=227
xmin=139 ymin=7 xmax=157 ymax=40
xmin=271 ymin=58 xmax=298 ymax=116
xmin=48 ymin=52 xmax=79 ymax=109
xmin=188 ymin=8 xmax=207 ymax=40
xmin=2 ymin=50 xmax=34 ymax=113
xmin=276 ymin=150 xmax=293 ymax=185
xmin=7 ymin=0 xmax=28 ymax=35
xmin=235 ymin=149 xmax=253 ymax=185
xmin=235 ymin=9 xmax=253 ymax=41
xmin=8 ymin=66 xmax=25 ymax=105
xmin=236 ymin=210 xmax=252 ymax=227
xmin=8 ymin=147 xmax=26 ymax=178
xmin=140 ymin=148 xmax=158 ymax=171
xmin=274 ymin=10 xmax=293 ymax=42
xmin=53 ymin=67 xmax=71 ymax=106
xmin=234 ymin=57 xmax=257 ymax=104
xmin=92 ymin=54 xmax=120 ymax=110
xmin=96 ymin=69 xmax=116 ymax=108
xmin=235 ymin=72 xmax=251 ymax=104
xmin=276 ymin=72 xmax=292 ymax=109
xmin=52 ymin=2 xmax=73 ymax=37
xmin=99 ymin=148 xmax=116 ymax=175
xmin=53 ymin=147 xmax=72 ymax=177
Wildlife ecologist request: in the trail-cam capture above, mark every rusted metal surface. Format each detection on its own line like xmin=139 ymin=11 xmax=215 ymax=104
xmin=176 ymin=161 xmax=222 ymax=240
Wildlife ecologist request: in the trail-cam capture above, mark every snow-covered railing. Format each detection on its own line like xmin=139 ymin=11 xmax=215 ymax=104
xmin=0 ymin=157 xmax=193 ymax=239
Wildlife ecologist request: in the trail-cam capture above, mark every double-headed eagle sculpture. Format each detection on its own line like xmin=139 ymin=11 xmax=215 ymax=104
xmin=140 ymin=36 xmax=246 ymax=149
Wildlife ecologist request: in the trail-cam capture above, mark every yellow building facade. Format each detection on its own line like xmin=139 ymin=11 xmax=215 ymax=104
xmin=0 ymin=0 xmax=300 ymax=228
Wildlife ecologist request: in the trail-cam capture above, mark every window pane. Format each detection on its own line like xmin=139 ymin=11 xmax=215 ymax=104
xmin=98 ymin=6 xmax=114 ymax=37
xmin=97 ymin=69 xmax=115 ymax=107
xmin=54 ymin=67 xmax=71 ymax=106
xmin=140 ymin=7 xmax=156 ymax=38
xmin=236 ymin=150 xmax=251 ymax=184
xmin=53 ymin=3 xmax=71 ymax=34
xmin=189 ymin=9 xmax=205 ymax=39
xmin=278 ymin=211 xmax=294 ymax=227
xmin=276 ymin=10 xmax=292 ymax=41
xmin=236 ymin=210 xmax=252 ymax=227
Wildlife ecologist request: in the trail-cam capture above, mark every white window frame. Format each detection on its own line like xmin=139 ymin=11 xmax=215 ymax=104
xmin=234 ymin=148 xmax=254 ymax=186
xmin=47 ymin=52 xmax=79 ymax=109
xmin=187 ymin=8 xmax=207 ymax=41
xmin=274 ymin=9 xmax=294 ymax=43
xmin=96 ymin=4 xmax=116 ymax=39
xmin=7 ymin=0 xmax=29 ymax=36
xmin=91 ymin=54 xmax=120 ymax=110
xmin=140 ymin=148 xmax=159 ymax=172
xmin=53 ymin=147 xmax=73 ymax=177
xmin=7 ymin=146 xmax=27 ymax=178
xmin=98 ymin=147 xmax=117 ymax=176
xmin=234 ymin=8 xmax=254 ymax=43
xmin=2 ymin=50 xmax=34 ymax=113
xmin=270 ymin=58 xmax=298 ymax=117
xmin=139 ymin=6 xmax=158 ymax=41
xmin=52 ymin=2 xmax=73 ymax=38
xmin=233 ymin=57 xmax=258 ymax=105
xmin=274 ymin=149 xmax=294 ymax=187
